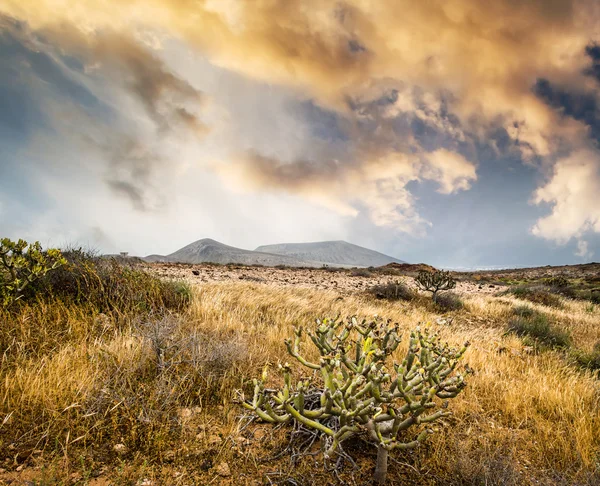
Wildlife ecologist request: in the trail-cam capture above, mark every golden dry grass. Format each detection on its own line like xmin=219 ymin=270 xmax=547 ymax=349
xmin=1 ymin=280 xmax=599 ymax=485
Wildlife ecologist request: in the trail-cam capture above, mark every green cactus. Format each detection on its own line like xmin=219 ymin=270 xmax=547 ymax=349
xmin=0 ymin=238 xmax=67 ymax=307
xmin=242 ymin=317 xmax=469 ymax=484
xmin=415 ymin=270 xmax=456 ymax=302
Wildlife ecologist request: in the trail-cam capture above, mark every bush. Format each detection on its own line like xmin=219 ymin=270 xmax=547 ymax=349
xmin=25 ymin=248 xmax=190 ymax=315
xmin=507 ymin=313 xmax=571 ymax=349
xmin=0 ymin=238 xmax=66 ymax=307
xmin=435 ymin=292 xmax=464 ymax=311
xmin=350 ymin=267 xmax=374 ymax=277
xmin=512 ymin=305 xmax=538 ymax=319
xmin=367 ymin=281 xmax=413 ymax=301
xmin=505 ymin=285 xmax=562 ymax=308
xmin=573 ymin=342 xmax=600 ymax=372
xmin=544 ymin=275 xmax=569 ymax=288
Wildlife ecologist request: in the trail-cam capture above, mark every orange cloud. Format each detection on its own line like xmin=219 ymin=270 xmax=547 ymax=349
xmin=2 ymin=0 xmax=600 ymax=236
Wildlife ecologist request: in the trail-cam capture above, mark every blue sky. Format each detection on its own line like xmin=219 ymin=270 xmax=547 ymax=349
xmin=0 ymin=1 xmax=599 ymax=268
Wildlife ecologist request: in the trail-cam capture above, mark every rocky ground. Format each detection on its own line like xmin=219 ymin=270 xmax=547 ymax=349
xmin=145 ymin=262 xmax=505 ymax=295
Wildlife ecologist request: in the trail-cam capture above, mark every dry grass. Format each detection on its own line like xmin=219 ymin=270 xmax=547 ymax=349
xmin=1 ymin=279 xmax=599 ymax=485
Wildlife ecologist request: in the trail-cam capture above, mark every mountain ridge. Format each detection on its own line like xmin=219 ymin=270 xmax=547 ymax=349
xmin=143 ymin=238 xmax=404 ymax=268
xmin=255 ymin=240 xmax=405 ymax=267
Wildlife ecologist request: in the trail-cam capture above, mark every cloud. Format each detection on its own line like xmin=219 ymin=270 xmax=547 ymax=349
xmin=215 ymin=147 xmax=476 ymax=233
xmin=532 ymin=149 xmax=600 ymax=246
xmin=2 ymin=0 xmax=600 ymax=239
xmin=575 ymin=240 xmax=593 ymax=259
xmin=0 ymin=16 xmax=207 ymax=211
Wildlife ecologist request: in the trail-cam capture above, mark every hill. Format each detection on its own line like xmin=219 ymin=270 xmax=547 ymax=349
xmin=144 ymin=238 xmax=319 ymax=267
xmin=255 ymin=240 xmax=405 ymax=267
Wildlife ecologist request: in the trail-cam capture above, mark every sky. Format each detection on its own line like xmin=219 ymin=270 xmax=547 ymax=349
xmin=0 ymin=0 xmax=599 ymax=268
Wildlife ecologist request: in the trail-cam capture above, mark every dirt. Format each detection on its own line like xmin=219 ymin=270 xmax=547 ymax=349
xmin=145 ymin=262 xmax=505 ymax=295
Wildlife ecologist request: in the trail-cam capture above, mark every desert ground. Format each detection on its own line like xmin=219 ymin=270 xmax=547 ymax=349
xmin=146 ymin=262 xmax=504 ymax=295
xmin=1 ymin=258 xmax=599 ymax=485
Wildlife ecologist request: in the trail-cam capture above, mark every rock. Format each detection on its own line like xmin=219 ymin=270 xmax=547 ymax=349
xmin=215 ymin=462 xmax=231 ymax=477
xmin=16 ymin=465 xmax=24 ymax=472
xmin=208 ymin=435 xmax=223 ymax=446
xmin=113 ymin=443 xmax=128 ymax=455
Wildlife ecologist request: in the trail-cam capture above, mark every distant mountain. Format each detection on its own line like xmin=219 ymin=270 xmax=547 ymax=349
xmin=144 ymin=238 xmax=320 ymax=267
xmin=255 ymin=240 xmax=405 ymax=267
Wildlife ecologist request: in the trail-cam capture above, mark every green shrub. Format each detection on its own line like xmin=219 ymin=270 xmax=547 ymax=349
xmin=506 ymin=313 xmax=571 ymax=349
xmin=25 ymin=247 xmax=190 ymax=315
xmin=505 ymin=285 xmax=562 ymax=308
xmin=573 ymin=342 xmax=600 ymax=371
xmin=512 ymin=305 xmax=538 ymax=319
xmin=0 ymin=238 xmax=67 ymax=307
xmin=367 ymin=281 xmax=413 ymax=301
xmin=435 ymin=292 xmax=464 ymax=311
xmin=544 ymin=275 xmax=569 ymax=288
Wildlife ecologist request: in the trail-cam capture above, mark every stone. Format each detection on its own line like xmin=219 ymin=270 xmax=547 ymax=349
xmin=113 ymin=443 xmax=128 ymax=455
xmin=215 ymin=462 xmax=231 ymax=477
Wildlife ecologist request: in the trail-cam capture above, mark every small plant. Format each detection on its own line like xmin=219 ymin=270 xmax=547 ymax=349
xmin=573 ymin=342 xmax=600 ymax=372
xmin=506 ymin=313 xmax=571 ymax=349
xmin=351 ymin=268 xmax=374 ymax=277
xmin=504 ymin=285 xmax=562 ymax=308
xmin=242 ymin=317 xmax=469 ymax=485
xmin=435 ymin=292 xmax=463 ymax=311
xmin=0 ymin=238 xmax=66 ymax=307
xmin=415 ymin=270 xmax=456 ymax=302
xmin=544 ymin=275 xmax=569 ymax=288
xmin=368 ymin=281 xmax=413 ymax=301
xmin=512 ymin=305 xmax=537 ymax=319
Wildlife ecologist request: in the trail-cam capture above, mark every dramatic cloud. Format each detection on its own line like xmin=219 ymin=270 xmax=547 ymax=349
xmin=1 ymin=0 xmax=600 ymax=262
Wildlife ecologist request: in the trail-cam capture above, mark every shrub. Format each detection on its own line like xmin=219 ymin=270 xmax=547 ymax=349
xmin=415 ymin=270 xmax=456 ymax=302
xmin=0 ymin=238 xmax=66 ymax=307
xmin=26 ymin=248 xmax=190 ymax=315
xmin=351 ymin=267 xmax=374 ymax=277
xmin=367 ymin=281 xmax=413 ymax=301
xmin=242 ymin=317 xmax=470 ymax=485
xmin=544 ymin=275 xmax=569 ymax=288
xmin=507 ymin=313 xmax=571 ymax=349
xmin=435 ymin=292 xmax=464 ymax=311
xmin=505 ymin=285 xmax=562 ymax=308
xmin=512 ymin=305 xmax=537 ymax=319
xmin=572 ymin=342 xmax=600 ymax=372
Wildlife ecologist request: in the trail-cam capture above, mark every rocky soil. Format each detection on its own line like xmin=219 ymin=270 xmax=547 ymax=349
xmin=146 ymin=262 xmax=504 ymax=295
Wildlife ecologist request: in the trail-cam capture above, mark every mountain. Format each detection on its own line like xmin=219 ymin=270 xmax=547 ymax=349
xmin=144 ymin=238 xmax=319 ymax=267
xmin=254 ymin=240 xmax=405 ymax=267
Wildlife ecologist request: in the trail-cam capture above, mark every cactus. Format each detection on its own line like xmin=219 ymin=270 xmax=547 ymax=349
xmin=242 ymin=317 xmax=469 ymax=484
xmin=0 ymin=238 xmax=66 ymax=307
xmin=415 ymin=270 xmax=456 ymax=302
